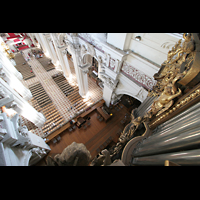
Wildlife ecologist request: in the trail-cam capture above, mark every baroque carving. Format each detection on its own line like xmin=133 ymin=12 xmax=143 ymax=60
xmin=109 ymin=57 xmax=115 ymax=70
xmin=1 ymin=42 xmax=15 ymax=59
xmin=150 ymin=33 xmax=199 ymax=97
xmin=121 ymin=61 xmax=156 ymax=90
xmin=161 ymin=40 xmax=176 ymax=49
xmin=30 ymin=147 xmax=46 ymax=158
xmin=101 ymin=74 xmax=119 ymax=90
xmin=149 ymin=83 xmax=200 ymax=129
xmin=87 ymin=43 xmax=96 ymax=58
xmin=58 ymin=33 xmax=66 ymax=46
xmin=78 ymin=33 xmax=104 ymax=53
xmin=90 ymin=149 xmax=111 ymax=166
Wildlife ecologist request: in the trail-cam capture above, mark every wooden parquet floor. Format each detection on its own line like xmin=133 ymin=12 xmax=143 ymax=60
xmin=37 ymin=103 xmax=131 ymax=165
xmin=52 ymin=73 xmax=93 ymax=113
xmin=38 ymin=55 xmax=55 ymax=71
xmin=29 ymin=82 xmax=65 ymax=135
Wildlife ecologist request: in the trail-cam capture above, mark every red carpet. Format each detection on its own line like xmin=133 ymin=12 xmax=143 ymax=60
xmin=22 ymin=35 xmax=27 ymax=41
xmin=13 ymin=38 xmax=20 ymax=43
xmin=18 ymin=45 xmax=29 ymax=50
xmin=5 ymin=33 xmax=34 ymax=51
xmin=7 ymin=33 xmax=21 ymax=39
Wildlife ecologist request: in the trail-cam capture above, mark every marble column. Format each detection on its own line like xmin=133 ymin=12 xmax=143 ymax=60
xmin=102 ymin=75 xmax=119 ymax=107
xmin=38 ymin=34 xmax=58 ymax=66
xmin=69 ymin=33 xmax=89 ymax=97
xmin=0 ymin=78 xmax=46 ymax=128
xmin=50 ymin=33 xmax=62 ymax=70
xmin=34 ymin=33 xmax=47 ymax=54
xmin=0 ymin=63 xmax=32 ymax=101
xmin=46 ymin=37 xmax=59 ymax=66
xmin=28 ymin=33 xmax=37 ymax=47
xmin=62 ymin=49 xmax=72 ymax=78
xmin=69 ymin=42 xmax=88 ymax=97
xmin=103 ymin=84 xmax=113 ymax=107
xmin=50 ymin=33 xmax=72 ymax=77
xmin=0 ymin=51 xmax=23 ymax=81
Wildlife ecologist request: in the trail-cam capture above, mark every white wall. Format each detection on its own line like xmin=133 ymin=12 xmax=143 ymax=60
xmin=107 ymin=33 xmax=128 ymax=50
xmin=107 ymin=33 xmax=182 ymax=66
xmin=128 ymin=33 xmax=182 ymax=65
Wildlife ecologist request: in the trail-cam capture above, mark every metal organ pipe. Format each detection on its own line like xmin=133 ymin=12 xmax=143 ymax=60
xmin=152 ymin=101 xmax=200 ymax=135
xmin=141 ymin=113 xmax=200 ymax=147
xmin=132 ymin=149 xmax=200 ymax=166
xmin=154 ymin=101 xmax=200 ymax=130
xmin=133 ymin=126 xmax=200 ymax=157
xmin=130 ymin=101 xmax=200 ymax=161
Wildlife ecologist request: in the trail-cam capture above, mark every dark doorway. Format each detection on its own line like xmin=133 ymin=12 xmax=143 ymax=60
xmin=120 ymin=94 xmax=141 ymax=112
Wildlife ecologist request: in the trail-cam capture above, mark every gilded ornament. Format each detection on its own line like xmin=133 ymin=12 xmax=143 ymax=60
xmin=172 ymin=107 xmax=176 ymax=111
xmin=191 ymin=93 xmax=197 ymax=99
xmin=148 ymin=85 xmax=182 ymax=117
xmin=196 ymin=89 xmax=200 ymax=94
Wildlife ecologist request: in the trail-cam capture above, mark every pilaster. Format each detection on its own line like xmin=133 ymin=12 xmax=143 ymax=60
xmin=69 ymin=34 xmax=89 ymax=97
xmin=34 ymin=33 xmax=47 ymax=54
xmin=46 ymin=36 xmax=59 ymax=65
xmin=102 ymin=74 xmax=119 ymax=107
xmin=38 ymin=33 xmax=57 ymax=64
xmin=28 ymin=33 xmax=37 ymax=47
xmin=62 ymin=49 xmax=72 ymax=78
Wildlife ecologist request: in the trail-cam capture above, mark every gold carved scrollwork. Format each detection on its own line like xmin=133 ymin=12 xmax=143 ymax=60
xmin=147 ymin=33 xmax=200 ymax=128
xmin=148 ymin=33 xmax=198 ymax=97
xmin=1 ymin=42 xmax=15 ymax=59
xmin=138 ymin=33 xmax=200 ymax=128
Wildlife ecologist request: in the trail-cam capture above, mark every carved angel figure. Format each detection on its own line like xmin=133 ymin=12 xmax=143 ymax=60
xmin=148 ymin=85 xmax=182 ymax=117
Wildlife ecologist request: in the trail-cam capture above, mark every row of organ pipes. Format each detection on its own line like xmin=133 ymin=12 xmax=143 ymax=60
xmin=131 ymin=101 xmax=200 ymax=165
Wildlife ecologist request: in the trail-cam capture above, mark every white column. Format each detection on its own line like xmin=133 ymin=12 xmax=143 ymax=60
xmin=50 ymin=33 xmax=72 ymax=78
xmin=81 ymin=71 xmax=89 ymax=97
xmin=34 ymin=33 xmax=47 ymax=53
xmin=38 ymin=34 xmax=58 ymax=65
xmin=61 ymin=49 xmax=72 ymax=78
xmin=28 ymin=33 xmax=37 ymax=47
xmin=0 ymin=63 xmax=32 ymax=101
xmin=0 ymin=78 xmax=46 ymax=128
xmin=102 ymin=76 xmax=119 ymax=107
xmin=0 ymin=51 xmax=23 ymax=80
xmin=46 ymin=37 xmax=59 ymax=65
xmin=48 ymin=38 xmax=59 ymax=64
xmin=103 ymin=84 xmax=113 ymax=107
xmin=69 ymin=34 xmax=88 ymax=97
xmin=97 ymin=56 xmax=104 ymax=80
xmin=50 ymin=33 xmax=62 ymax=70
xmin=69 ymin=44 xmax=88 ymax=97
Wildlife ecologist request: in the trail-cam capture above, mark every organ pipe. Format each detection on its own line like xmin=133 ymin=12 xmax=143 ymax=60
xmin=133 ymin=126 xmax=200 ymax=157
xmin=132 ymin=149 xmax=200 ymax=166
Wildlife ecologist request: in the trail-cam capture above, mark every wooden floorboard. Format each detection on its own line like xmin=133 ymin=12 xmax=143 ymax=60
xmin=44 ymin=103 xmax=130 ymax=163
